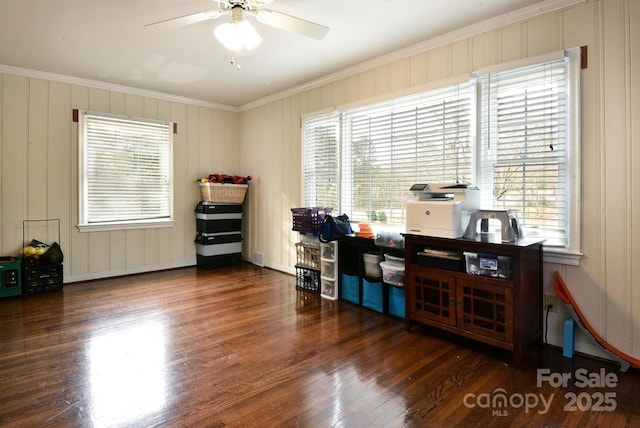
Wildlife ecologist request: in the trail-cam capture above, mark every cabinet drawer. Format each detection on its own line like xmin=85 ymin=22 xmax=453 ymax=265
xmin=321 ymin=260 xmax=336 ymax=280
xmin=196 ymin=217 xmax=243 ymax=234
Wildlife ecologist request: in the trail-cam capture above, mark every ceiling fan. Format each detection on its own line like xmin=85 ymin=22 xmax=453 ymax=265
xmin=146 ymin=0 xmax=330 ymax=47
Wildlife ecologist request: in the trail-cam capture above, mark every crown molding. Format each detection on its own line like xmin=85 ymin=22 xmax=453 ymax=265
xmin=0 ymin=0 xmax=585 ymax=113
xmin=239 ymin=0 xmax=586 ymax=111
xmin=0 ymin=64 xmax=240 ymax=112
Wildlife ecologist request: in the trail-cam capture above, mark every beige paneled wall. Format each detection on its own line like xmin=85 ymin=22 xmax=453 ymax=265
xmin=240 ymin=0 xmax=640 ymax=360
xmin=0 ymin=74 xmax=240 ymax=282
xmin=1 ymin=0 xmax=636 ymax=362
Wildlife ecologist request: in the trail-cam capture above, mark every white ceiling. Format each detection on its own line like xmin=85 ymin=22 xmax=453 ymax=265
xmin=0 ymin=0 xmax=569 ymax=109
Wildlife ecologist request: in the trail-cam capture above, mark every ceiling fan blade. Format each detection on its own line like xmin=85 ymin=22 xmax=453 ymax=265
xmin=256 ymin=10 xmax=329 ymax=40
xmin=145 ymin=10 xmax=225 ymax=31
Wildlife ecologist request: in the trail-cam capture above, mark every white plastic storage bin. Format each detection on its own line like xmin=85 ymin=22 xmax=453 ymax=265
xmin=380 ymin=260 xmax=405 ymax=287
xmin=375 ymin=231 xmax=405 ymax=249
xmin=384 ymin=254 xmax=404 ymax=264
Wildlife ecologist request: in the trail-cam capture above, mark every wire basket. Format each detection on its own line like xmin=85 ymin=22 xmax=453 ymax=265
xmin=199 ymin=183 xmax=248 ymax=203
xmin=295 ymin=242 xmax=320 ymax=270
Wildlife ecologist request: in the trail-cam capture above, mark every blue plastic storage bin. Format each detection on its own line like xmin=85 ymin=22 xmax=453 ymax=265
xmin=362 ymin=279 xmax=383 ymax=313
xmin=341 ymin=273 xmax=359 ymax=304
xmin=388 ymin=285 xmax=405 ymax=318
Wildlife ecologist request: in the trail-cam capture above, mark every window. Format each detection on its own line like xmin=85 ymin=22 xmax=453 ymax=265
xmin=303 ymin=49 xmax=581 ymax=261
xmin=343 ymin=83 xmax=474 ymax=225
xmin=477 ymin=55 xmax=574 ymax=248
xmin=304 ymin=82 xmax=473 ymax=225
xmin=78 ymin=111 xmax=174 ymax=231
xmin=302 ymin=110 xmax=340 ymax=210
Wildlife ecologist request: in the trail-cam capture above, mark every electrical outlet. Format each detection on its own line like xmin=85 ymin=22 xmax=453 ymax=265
xmin=544 ymin=294 xmax=558 ymax=313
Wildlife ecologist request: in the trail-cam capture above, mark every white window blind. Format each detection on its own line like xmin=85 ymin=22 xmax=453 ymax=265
xmin=302 ymin=50 xmax=580 ymax=259
xmin=302 ymin=111 xmax=340 ymax=209
xmin=79 ymin=111 xmax=173 ymax=230
xmin=341 ymin=83 xmax=473 ymax=225
xmin=477 ymin=58 xmax=570 ymax=246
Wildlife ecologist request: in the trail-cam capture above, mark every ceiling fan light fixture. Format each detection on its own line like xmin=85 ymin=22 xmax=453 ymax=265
xmin=214 ymin=7 xmax=262 ymax=52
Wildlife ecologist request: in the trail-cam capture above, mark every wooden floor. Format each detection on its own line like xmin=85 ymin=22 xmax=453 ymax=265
xmin=1 ymin=263 xmax=639 ymax=428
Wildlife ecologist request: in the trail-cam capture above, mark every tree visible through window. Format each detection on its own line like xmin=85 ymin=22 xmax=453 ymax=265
xmin=305 ymin=83 xmax=473 ymax=226
xmin=478 ymin=58 xmax=571 ymax=246
xmin=303 ymin=50 xmax=580 ymax=252
xmin=78 ymin=111 xmax=174 ymax=231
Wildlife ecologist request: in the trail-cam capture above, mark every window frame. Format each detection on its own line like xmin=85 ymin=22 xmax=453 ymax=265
xmin=77 ymin=110 xmax=175 ymax=232
xmin=302 ymin=49 xmax=582 ymax=265
xmin=474 ymin=49 xmax=582 ymax=263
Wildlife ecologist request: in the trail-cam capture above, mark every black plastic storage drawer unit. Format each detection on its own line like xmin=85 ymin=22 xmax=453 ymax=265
xmin=195 ymin=202 xmax=243 ymax=233
xmin=195 ymin=202 xmax=243 ymax=268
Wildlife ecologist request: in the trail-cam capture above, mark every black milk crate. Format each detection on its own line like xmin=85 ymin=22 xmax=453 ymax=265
xmin=22 ymin=263 xmax=63 ymax=295
xmin=291 ymin=207 xmax=332 ymax=233
xmin=295 ymin=266 xmax=320 ymax=294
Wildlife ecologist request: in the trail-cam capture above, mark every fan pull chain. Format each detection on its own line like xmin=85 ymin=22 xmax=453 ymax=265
xmin=230 ymin=55 xmax=241 ymax=71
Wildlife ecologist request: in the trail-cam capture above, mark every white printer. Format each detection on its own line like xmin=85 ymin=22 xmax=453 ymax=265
xmin=406 ymin=183 xmax=480 ymax=238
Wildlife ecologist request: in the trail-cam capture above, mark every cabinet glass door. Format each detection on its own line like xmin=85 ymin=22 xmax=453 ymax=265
xmin=411 ymin=268 xmax=456 ymax=325
xmin=458 ymin=279 xmax=513 ymax=342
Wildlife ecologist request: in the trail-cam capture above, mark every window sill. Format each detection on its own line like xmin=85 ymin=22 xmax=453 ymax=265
xmin=77 ymin=219 xmax=174 ymax=233
xmin=542 ymin=247 xmax=582 ymax=266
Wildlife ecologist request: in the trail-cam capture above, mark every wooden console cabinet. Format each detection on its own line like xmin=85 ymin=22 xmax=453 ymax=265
xmin=403 ymin=233 xmax=544 ymax=369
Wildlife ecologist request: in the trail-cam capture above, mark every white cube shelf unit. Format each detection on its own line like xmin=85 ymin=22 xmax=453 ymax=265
xmin=320 ymin=241 xmax=338 ymax=300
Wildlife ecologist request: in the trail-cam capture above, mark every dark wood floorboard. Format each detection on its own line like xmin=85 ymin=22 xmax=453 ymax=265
xmin=1 ymin=263 xmax=639 ymax=427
